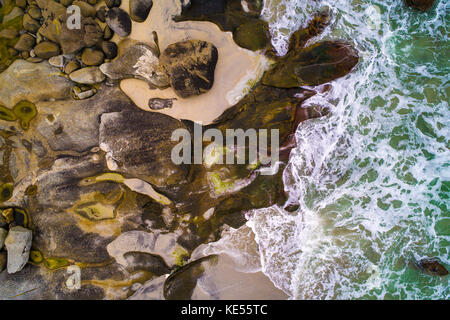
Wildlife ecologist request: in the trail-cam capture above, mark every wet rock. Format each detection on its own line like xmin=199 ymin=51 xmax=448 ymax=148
xmin=164 ymin=256 xmax=216 ymax=300
xmin=72 ymin=1 xmax=96 ymax=18
xmin=64 ymin=59 xmax=80 ymax=74
xmin=405 ymin=0 xmax=435 ymax=11
xmin=23 ymin=13 xmax=41 ymax=33
xmin=415 ymin=257 xmax=449 ymax=276
xmin=100 ymin=41 xmax=117 ymax=59
xmin=241 ymin=0 xmax=263 ymax=17
xmin=106 ymin=7 xmax=132 ymax=37
xmin=160 ymin=40 xmax=218 ymax=98
xmin=0 ymin=28 xmax=18 ymax=39
xmin=69 ymin=66 xmax=105 ymax=84
xmin=129 ymin=0 xmax=153 ymax=22
xmin=233 ymin=19 xmax=270 ymax=51
xmin=81 ymin=48 xmax=104 ymax=66
xmin=174 ymin=0 xmax=270 ymax=51
xmin=0 ymin=227 xmax=7 ymax=249
xmin=0 ymin=60 xmax=73 ymax=106
xmin=148 ymin=97 xmax=176 ymax=110
xmin=105 ymin=0 xmax=121 ymax=8
xmin=4 ymin=226 xmax=32 ymax=274
xmin=99 ymin=43 xmax=169 ymax=88
xmin=14 ymin=33 xmax=36 ymax=52
xmin=34 ymin=41 xmax=60 ymax=59
xmin=99 ymin=108 xmax=190 ymax=188
xmin=263 ymin=41 xmax=359 ymax=87
xmin=123 ymin=251 xmax=170 ymax=275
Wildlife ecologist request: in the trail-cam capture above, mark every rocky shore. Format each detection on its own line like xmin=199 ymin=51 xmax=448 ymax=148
xmin=1 ymin=0 xmax=443 ymax=300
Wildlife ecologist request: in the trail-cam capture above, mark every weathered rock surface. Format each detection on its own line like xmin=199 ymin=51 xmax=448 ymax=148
xmin=23 ymin=13 xmax=41 ymax=33
xmin=99 ymin=108 xmax=190 ymax=188
xmin=129 ymin=0 xmax=153 ymax=22
xmin=263 ymin=41 xmax=359 ymax=87
xmin=100 ymin=43 xmax=169 ymax=88
xmin=14 ymin=33 xmax=35 ymax=52
xmin=148 ymin=98 xmax=175 ymax=110
xmin=405 ymin=0 xmax=435 ymax=11
xmin=106 ymin=7 xmax=132 ymax=37
xmin=160 ymin=40 xmax=218 ymax=98
xmin=0 ymin=60 xmax=73 ymax=106
xmin=4 ymin=226 xmax=32 ymax=274
xmin=69 ymin=66 xmax=105 ymax=84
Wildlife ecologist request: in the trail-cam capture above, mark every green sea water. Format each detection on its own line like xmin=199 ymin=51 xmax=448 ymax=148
xmin=247 ymin=0 xmax=449 ymax=299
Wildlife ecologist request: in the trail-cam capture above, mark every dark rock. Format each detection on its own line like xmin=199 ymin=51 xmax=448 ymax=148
xmin=174 ymin=0 xmax=270 ymax=51
xmin=263 ymin=41 xmax=359 ymax=87
xmin=415 ymin=257 xmax=449 ymax=276
xmin=96 ymin=6 xmax=107 ymax=22
xmin=99 ymin=108 xmax=191 ymax=188
xmin=0 ymin=251 xmax=6 ymax=273
xmin=14 ymin=33 xmax=36 ymax=52
xmin=129 ymin=0 xmax=153 ymax=22
xmin=124 ymin=251 xmax=170 ymax=275
xmin=100 ymin=41 xmax=117 ymax=59
xmin=105 ymin=0 xmax=121 ymax=8
xmin=160 ymin=40 xmax=218 ymax=98
xmin=81 ymin=47 xmax=104 ymax=66
xmin=34 ymin=41 xmax=60 ymax=59
xmin=0 ymin=227 xmax=7 ymax=249
xmin=23 ymin=14 xmax=41 ymax=34
xmin=241 ymin=0 xmax=263 ymax=17
xmin=148 ymin=97 xmax=176 ymax=110
xmin=99 ymin=43 xmax=169 ymax=88
xmin=233 ymin=19 xmax=270 ymax=51
xmin=106 ymin=7 xmax=131 ymax=37
xmin=405 ymin=0 xmax=435 ymax=11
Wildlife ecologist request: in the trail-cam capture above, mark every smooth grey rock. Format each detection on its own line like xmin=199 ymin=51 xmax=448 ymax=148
xmin=69 ymin=67 xmax=105 ymax=84
xmin=105 ymin=7 xmax=132 ymax=37
xmin=0 ymin=227 xmax=7 ymax=249
xmin=99 ymin=43 xmax=169 ymax=88
xmin=129 ymin=0 xmax=153 ymax=22
xmin=4 ymin=226 xmax=32 ymax=274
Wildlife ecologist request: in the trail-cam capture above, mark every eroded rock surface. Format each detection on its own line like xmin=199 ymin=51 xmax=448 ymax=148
xmin=4 ymin=226 xmax=32 ymax=273
xmin=160 ymin=40 xmax=218 ymax=98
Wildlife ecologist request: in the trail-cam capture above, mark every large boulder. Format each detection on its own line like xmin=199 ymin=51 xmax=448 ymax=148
xmin=262 ymin=41 xmax=359 ymax=87
xmin=405 ymin=0 xmax=435 ymax=11
xmin=99 ymin=108 xmax=191 ymax=188
xmin=99 ymin=43 xmax=169 ymax=88
xmin=4 ymin=226 xmax=32 ymax=274
xmin=160 ymin=40 xmax=218 ymax=98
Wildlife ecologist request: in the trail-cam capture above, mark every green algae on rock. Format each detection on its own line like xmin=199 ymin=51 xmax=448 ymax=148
xmin=12 ymin=100 xmax=37 ymax=130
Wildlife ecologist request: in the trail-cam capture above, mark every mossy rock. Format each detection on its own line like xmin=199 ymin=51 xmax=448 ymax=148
xmin=233 ymin=19 xmax=270 ymax=51
xmin=12 ymin=100 xmax=37 ymax=130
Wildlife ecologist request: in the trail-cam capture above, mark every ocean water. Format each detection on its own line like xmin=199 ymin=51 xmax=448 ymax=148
xmin=246 ymin=0 xmax=449 ymax=299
